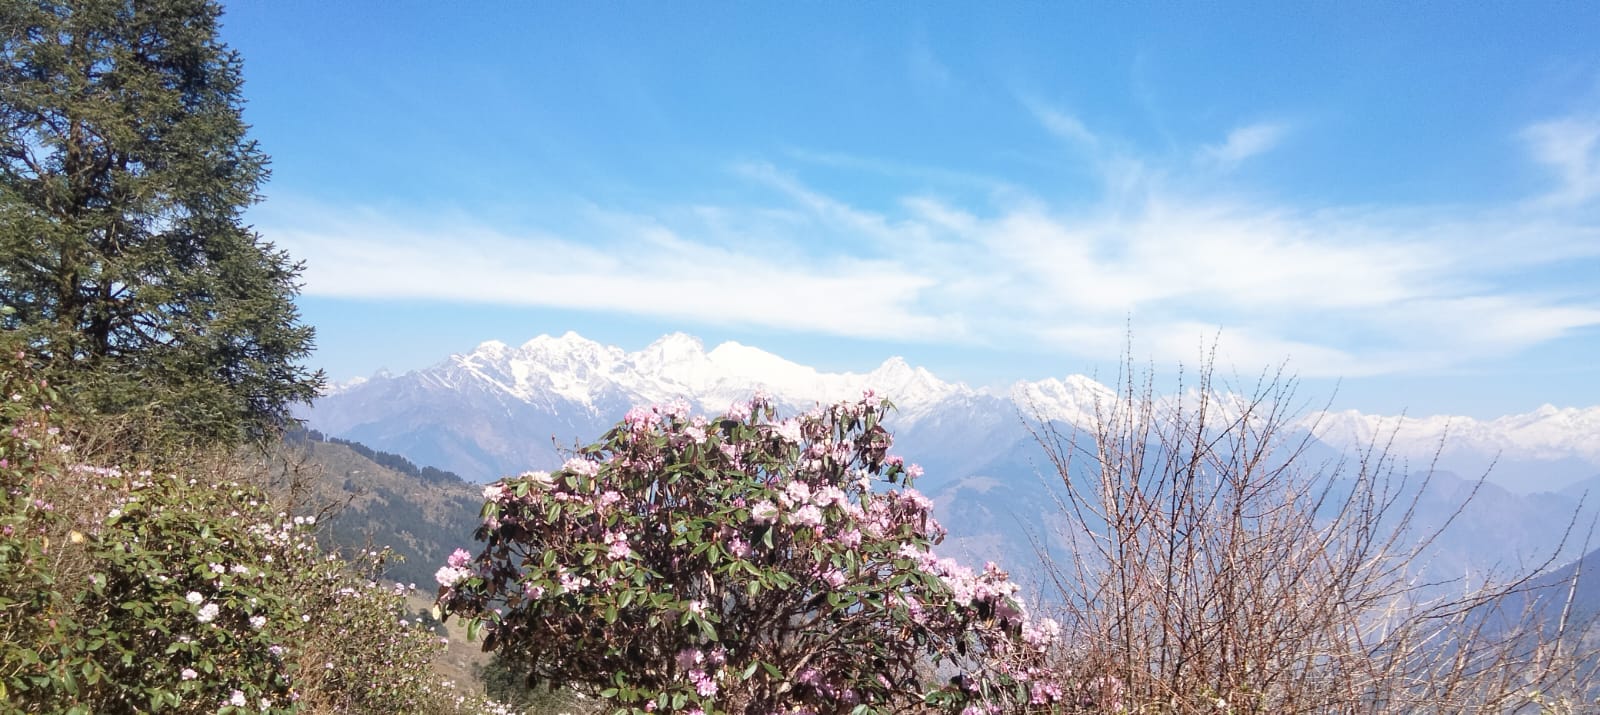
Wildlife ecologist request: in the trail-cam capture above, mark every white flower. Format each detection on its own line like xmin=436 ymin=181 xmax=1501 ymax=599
xmin=774 ymin=419 xmax=803 ymax=444
xmin=249 ymin=615 xmax=266 ymax=630
xmin=790 ymin=504 xmax=824 ymax=528
xmin=434 ymin=565 xmax=469 ymax=588
xmin=522 ymin=470 xmax=557 ymax=489
xmin=749 ymin=500 xmax=779 ymax=524
xmin=181 ymin=667 xmax=197 ymax=680
xmin=196 ymin=602 xmax=220 ymax=623
xmin=228 ymin=689 xmax=246 ymax=707
xmin=185 ymin=591 xmax=204 ymax=605
xmin=783 ymin=481 xmax=812 ymax=507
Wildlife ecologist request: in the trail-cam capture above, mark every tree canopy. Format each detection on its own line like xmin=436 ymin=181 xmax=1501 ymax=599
xmin=0 ymin=0 xmax=320 ymax=443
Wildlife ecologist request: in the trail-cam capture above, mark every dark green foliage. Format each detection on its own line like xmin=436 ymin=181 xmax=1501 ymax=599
xmin=0 ymin=0 xmax=321 ymax=445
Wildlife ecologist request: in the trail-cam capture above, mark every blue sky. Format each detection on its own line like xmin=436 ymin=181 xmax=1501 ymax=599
xmin=219 ymin=2 xmax=1600 ymax=418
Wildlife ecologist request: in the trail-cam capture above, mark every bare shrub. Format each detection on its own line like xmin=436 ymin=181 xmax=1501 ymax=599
xmin=1029 ymin=350 xmax=1597 ymax=714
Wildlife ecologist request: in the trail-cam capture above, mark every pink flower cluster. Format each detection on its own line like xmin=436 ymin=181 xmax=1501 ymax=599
xmin=433 ymin=548 xmax=473 ymax=588
xmin=436 ymin=393 xmax=1064 ymax=714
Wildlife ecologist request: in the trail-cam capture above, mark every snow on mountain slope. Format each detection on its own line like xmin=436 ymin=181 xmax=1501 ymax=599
xmin=396 ymin=331 xmax=968 ymax=417
xmin=1303 ymin=406 xmax=1600 ymax=464
xmin=306 ymin=331 xmax=1600 ymax=494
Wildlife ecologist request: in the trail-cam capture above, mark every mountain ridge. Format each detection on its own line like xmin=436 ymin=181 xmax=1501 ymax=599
xmin=309 ymin=331 xmax=1600 ymax=494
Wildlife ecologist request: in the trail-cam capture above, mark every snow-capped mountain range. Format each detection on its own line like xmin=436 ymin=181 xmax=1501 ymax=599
xmin=305 ymin=330 xmax=1600 ymax=585
xmin=311 ymin=330 xmax=1600 ymax=493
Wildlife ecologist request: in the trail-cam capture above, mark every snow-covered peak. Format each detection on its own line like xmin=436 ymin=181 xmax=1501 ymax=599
xmin=471 ymin=339 xmax=510 ymax=357
xmin=633 ymin=333 xmax=711 ymax=379
xmin=1012 ymin=374 xmax=1116 ymax=426
xmin=867 ymin=357 xmax=958 ymax=410
xmin=704 ymin=341 xmax=806 ymax=381
xmin=320 ymin=375 xmax=370 ymax=396
xmin=517 ymin=331 xmax=613 ymax=362
xmin=1304 ymin=405 xmax=1600 ymax=463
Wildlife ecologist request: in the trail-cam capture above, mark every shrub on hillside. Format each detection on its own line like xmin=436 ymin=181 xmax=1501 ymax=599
xmin=0 ymin=343 xmax=514 ymax=714
xmin=437 ymin=394 xmax=1063 ymax=714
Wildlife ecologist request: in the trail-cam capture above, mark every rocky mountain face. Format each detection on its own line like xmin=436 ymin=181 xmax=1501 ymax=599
xmin=304 ymin=331 xmax=1600 ymax=584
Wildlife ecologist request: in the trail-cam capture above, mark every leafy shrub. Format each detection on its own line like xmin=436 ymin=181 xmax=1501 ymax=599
xmin=438 ymin=393 xmax=1063 ymax=714
xmin=0 ymin=341 xmax=516 ymax=713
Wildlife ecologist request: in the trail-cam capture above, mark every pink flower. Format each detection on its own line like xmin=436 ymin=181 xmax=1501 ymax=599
xmin=557 ymin=570 xmax=591 ymax=593
xmin=604 ymin=531 xmax=633 ymax=560
xmin=790 ymin=504 xmax=824 ymax=528
xmin=691 ymin=668 xmax=718 ymax=697
xmin=783 ymin=480 xmax=812 ymax=507
xmin=832 ymin=527 xmax=862 ymax=548
xmin=750 ymin=500 xmax=779 ymax=524
xmin=435 ymin=565 xmax=469 ymax=588
xmin=624 ymin=405 xmax=661 ymax=432
xmin=447 ymin=548 xmax=472 ymax=568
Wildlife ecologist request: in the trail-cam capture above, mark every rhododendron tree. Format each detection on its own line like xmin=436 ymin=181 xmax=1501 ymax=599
xmin=437 ymin=394 xmax=1063 ymax=714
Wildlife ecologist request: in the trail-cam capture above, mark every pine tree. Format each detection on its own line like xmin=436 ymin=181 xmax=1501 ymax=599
xmin=0 ymin=0 xmax=321 ymax=443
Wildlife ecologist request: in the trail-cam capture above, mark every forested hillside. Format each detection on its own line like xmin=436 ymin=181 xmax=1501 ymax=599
xmin=271 ymin=430 xmax=482 ymax=589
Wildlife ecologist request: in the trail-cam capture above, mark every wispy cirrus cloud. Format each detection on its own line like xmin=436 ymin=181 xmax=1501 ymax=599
xmin=262 ymin=106 xmax=1600 ymax=380
xmin=1023 ymin=98 xmax=1100 ymax=149
xmin=1199 ymin=122 xmax=1289 ymax=168
xmin=1522 ymin=114 xmax=1600 ymax=206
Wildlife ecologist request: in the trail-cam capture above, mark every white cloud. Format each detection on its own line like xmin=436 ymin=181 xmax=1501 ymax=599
xmin=1199 ymin=122 xmax=1289 ymax=167
xmin=266 ymin=204 xmax=955 ymax=343
xmin=264 ymin=110 xmax=1600 ymax=380
xmin=1024 ymin=99 xmax=1099 ymax=148
xmin=1522 ymin=114 xmax=1600 ymax=206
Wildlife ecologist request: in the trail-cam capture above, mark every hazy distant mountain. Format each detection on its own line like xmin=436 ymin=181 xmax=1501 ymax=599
xmin=303 ymin=331 xmax=1600 ymax=582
